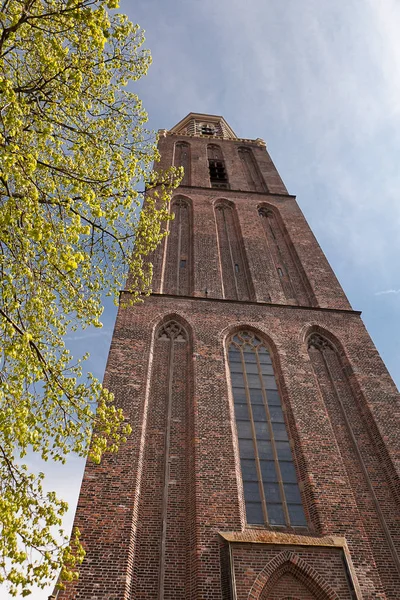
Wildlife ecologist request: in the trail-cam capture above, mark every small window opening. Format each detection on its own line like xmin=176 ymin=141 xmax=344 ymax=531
xmin=277 ymin=267 xmax=283 ymax=277
xmin=235 ymin=263 xmax=239 ymax=273
xmin=209 ymin=159 xmax=228 ymax=188
xmin=180 ymin=259 xmax=186 ymax=268
xmin=201 ymin=125 xmax=215 ymax=136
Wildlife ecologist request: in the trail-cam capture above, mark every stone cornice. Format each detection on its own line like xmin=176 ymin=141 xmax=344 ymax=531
xmin=158 ymin=129 xmax=266 ymax=148
xmin=119 ymin=291 xmax=362 ymax=316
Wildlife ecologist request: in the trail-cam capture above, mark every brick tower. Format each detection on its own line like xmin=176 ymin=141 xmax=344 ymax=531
xmin=57 ymin=113 xmax=400 ymax=600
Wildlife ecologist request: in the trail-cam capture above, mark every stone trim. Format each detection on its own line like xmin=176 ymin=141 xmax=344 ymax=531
xmin=219 ymin=531 xmax=346 ymax=547
xmin=119 ymin=291 xmax=362 ymax=316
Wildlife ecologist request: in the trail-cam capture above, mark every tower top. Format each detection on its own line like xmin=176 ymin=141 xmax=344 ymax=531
xmin=159 ymin=112 xmax=267 ymax=147
xmin=169 ymin=112 xmax=237 ymax=139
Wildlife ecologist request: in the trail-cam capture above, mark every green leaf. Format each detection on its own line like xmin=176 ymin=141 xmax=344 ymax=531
xmin=0 ymin=0 xmax=182 ymax=596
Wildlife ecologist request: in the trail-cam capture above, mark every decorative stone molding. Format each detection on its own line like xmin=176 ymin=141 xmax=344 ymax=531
xmin=307 ymin=333 xmax=335 ymax=352
xmin=157 ymin=321 xmax=187 ymax=341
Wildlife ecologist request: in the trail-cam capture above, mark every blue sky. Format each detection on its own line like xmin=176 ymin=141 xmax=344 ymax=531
xmin=128 ymin=0 xmax=400 ymax=381
xmin=6 ymin=1 xmax=400 ymax=598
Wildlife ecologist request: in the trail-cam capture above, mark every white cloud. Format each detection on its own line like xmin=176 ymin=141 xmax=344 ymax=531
xmin=375 ymin=289 xmax=400 ymax=296
xmin=4 ymin=2 xmax=400 ymax=597
xmin=65 ymin=328 xmax=112 ymax=342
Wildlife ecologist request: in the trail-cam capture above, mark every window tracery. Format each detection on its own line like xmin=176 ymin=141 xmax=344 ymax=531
xmin=157 ymin=321 xmax=187 ymax=342
xmin=307 ymin=329 xmax=400 ymax=580
xmin=228 ymin=331 xmax=306 ymax=527
xmin=307 ymin=333 xmax=334 ymax=352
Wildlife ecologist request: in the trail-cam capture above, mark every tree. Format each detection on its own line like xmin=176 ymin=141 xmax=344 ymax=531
xmin=0 ymin=0 xmax=180 ymax=595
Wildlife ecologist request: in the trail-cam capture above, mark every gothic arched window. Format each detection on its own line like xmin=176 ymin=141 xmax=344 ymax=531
xmin=163 ymin=197 xmax=192 ymax=296
xmin=207 ymin=144 xmax=229 ymax=189
xmin=307 ymin=330 xmax=400 ymax=574
xmin=174 ymin=142 xmax=191 ymax=185
xmin=214 ymin=200 xmax=252 ymax=301
xmin=258 ymin=205 xmax=314 ymax=306
xmin=157 ymin=320 xmax=188 ymax=342
xmin=228 ymin=331 xmax=306 ymax=527
xmin=238 ymin=147 xmax=266 ymax=192
xmin=135 ymin=318 xmax=192 ymax=597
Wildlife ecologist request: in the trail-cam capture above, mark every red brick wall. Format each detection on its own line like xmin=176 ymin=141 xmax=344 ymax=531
xmin=150 ymin=187 xmax=351 ymax=310
xmin=174 ymin=141 xmax=191 ymax=186
xmin=266 ymin=573 xmax=318 ymax=600
xmin=57 ymin=124 xmax=400 ymax=600
xmin=258 ymin=205 xmax=315 ymax=306
xmin=156 ymin=133 xmax=288 ymax=194
xmin=214 ymin=200 xmax=253 ymax=300
xmin=307 ymin=336 xmax=400 ymax=598
xmin=133 ymin=320 xmax=193 ymax=599
xmin=237 ymin=147 xmax=267 ymax=193
xmin=151 ymin=133 xmax=351 ymax=310
xmin=163 ymin=197 xmax=193 ymax=295
xmin=231 ymin=543 xmax=354 ymax=600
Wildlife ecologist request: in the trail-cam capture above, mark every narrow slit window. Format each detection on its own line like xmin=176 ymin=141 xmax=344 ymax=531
xmin=180 ymin=259 xmax=186 ymax=268
xmin=228 ymin=330 xmax=306 ymax=528
xmin=235 ymin=263 xmax=240 ymax=273
xmin=277 ymin=267 xmax=283 ymax=277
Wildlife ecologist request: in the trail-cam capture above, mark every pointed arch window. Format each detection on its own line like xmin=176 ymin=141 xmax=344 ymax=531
xmin=135 ymin=318 xmax=191 ymax=597
xmin=207 ymin=144 xmax=229 ymax=189
xmin=163 ymin=197 xmax=192 ymax=296
xmin=174 ymin=142 xmax=191 ymax=185
xmin=157 ymin=320 xmax=187 ymax=342
xmin=228 ymin=331 xmax=306 ymax=528
xmin=214 ymin=200 xmax=252 ymax=300
xmin=258 ymin=206 xmax=315 ymax=306
xmin=238 ymin=147 xmax=266 ymax=192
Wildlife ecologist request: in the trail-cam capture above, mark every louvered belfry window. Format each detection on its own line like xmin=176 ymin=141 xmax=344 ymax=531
xmin=207 ymin=144 xmax=229 ymax=189
xmin=228 ymin=331 xmax=306 ymax=528
xmin=209 ymin=160 xmax=228 ymax=186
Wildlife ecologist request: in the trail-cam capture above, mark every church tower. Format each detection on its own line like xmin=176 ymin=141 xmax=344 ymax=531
xmin=57 ymin=113 xmax=400 ymax=600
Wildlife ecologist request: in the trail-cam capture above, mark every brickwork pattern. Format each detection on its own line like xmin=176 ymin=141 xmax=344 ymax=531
xmin=233 ymin=546 xmax=349 ymax=599
xmin=150 ymin=140 xmax=351 ymax=308
xmin=308 ymin=336 xmax=400 ymax=598
xmin=238 ymin=147 xmax=267 ymax=193
xmin=57 ymin=118 xmax=400 ymax=600
xmin=174 ymin=142 xmax=191 ymax=186
xmin=214 ymin=200 xmax=253 ymax=300
xmin=133 ymin=321 xmax=193 ymax=599
xmin=59 ymin=293 xmax=399 ymax=599
xmin=258 ymin=205 xmax=315 ymax=306
xmin=163 ymin=198 xmax=192 ymax=296
xmin=156 ymin=133 xmax=288 ymax=194
xmin=266 ymin=573 xmax=318 ymax=600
